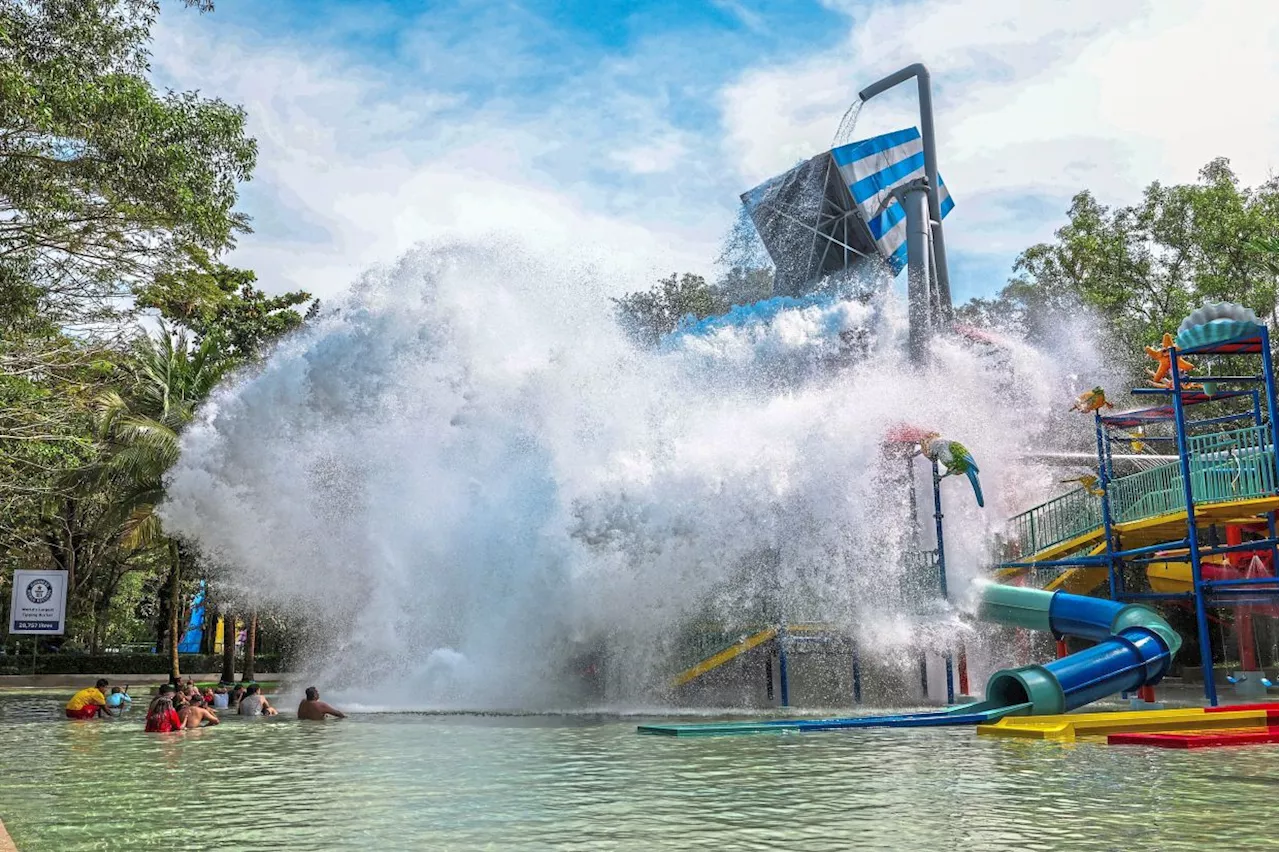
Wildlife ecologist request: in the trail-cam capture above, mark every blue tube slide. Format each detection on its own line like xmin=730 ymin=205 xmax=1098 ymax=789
xmin=976 ymin=584 xmax=1183 ymax=716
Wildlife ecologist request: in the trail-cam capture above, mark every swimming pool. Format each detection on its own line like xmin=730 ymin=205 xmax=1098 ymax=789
xmin=0 ymin=691 xmax=1275 ymax=851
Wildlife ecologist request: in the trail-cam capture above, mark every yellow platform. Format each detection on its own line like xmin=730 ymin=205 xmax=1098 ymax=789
xmin=1000 ymin=495 xmax=1278 ymax=591
xmin=976 ymin=707 xmax=1274 ymax=742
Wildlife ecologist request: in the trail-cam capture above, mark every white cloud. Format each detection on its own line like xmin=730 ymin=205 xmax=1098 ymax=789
xmin=150 ymin=15 xmax=721 ymax=301
xmin=608 ymin=134 xmax=689 ymax=174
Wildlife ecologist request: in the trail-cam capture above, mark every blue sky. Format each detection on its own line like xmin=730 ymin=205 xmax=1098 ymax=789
xmin=151 ymin=0 xmax=1279 ymax=303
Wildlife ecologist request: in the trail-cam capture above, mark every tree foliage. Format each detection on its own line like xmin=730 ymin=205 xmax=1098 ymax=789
xmin=959 ymin=159 xmax=1278 ymax=357
xmin=0 ymin=0 xmax=255 ymax=332
xmin=135 ymin=246 xmax=315 ymax=360
xmin=613 ymin=267 xmax=775 ymax=346
xmin=0 ymin=0 xmax=282 ymax=669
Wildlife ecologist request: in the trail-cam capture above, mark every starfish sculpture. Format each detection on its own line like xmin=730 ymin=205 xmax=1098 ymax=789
xmin=1145 ymin=333 xmax=1196 ymax=385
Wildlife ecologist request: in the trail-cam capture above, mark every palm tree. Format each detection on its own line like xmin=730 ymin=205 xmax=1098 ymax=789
xmin=94 ymin=326 xmax=231 ymax=681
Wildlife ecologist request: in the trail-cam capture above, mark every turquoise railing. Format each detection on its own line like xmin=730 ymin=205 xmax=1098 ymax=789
xmin=1007 ymin=486 xmax=1102 ymax=557
xmin=1186 ymin=425 xmax=1277 ymax=504
xmin=1009 ymin=425 xmax=1276 ymax=557
xmin=1107 ymin=460 xmax=1183 ymax=523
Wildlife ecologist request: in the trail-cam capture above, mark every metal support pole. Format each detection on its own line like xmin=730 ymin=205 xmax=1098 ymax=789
xmin=852 ymin=643 xmax=863 ymax=704
xmin=931 ymin=460 xmax=954 ymax=703
xmin=901 ymin=180 xmax=932 ymax=363
xmin=1262 ymin=326 xmax=1279 ymax=448
xmin=1171 ymin=346 xmax=1218 ymax=706
xmin=858 ymin=63 xmax=952 ymax=318
xmin=778 ymin=633 xmax=790 ymax=708
xmin=1096 ymin=413 xmax=1121 ymax=600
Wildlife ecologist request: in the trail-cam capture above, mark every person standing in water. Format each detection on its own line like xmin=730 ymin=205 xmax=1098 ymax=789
xmin=297 ymin=687 xmax=346 ymax=721
xmin=144 ymin=685 xmax=182 ymax=733
xmin=105 ymin=686 xmax=132 ymax=712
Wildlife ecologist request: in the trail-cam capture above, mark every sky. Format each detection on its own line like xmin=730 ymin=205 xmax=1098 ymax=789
xmin=150 ymin=0 xmax=1280 ymax=304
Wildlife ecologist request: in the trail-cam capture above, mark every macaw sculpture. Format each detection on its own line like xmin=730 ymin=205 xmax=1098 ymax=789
xmin=1061 ymin=474 xmax=1105 ymax=497
xmin=920 ymin=435 xmax=984 ymax=508
xmin=1069 ymin=387 xmax=1114 ymax=413
xmin=1145 ymin=333 xmax=1195 ymax=385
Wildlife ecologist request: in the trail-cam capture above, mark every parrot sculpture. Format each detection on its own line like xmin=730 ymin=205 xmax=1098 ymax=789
xmin=920 ymin=435 xmax=984 ymax=507
xmin=1145 ymin=333 xmax=1195 ymax=385
xmin=1060 ymin=474 xmax=1105 ymax=497
xmin=1069 ymin=387 xmax=1113 ymax=413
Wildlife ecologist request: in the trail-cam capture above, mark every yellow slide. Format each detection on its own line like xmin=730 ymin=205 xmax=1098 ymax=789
xmin=672 ymin=627 xmax=778 ymax=687
xmin=996 ymin=543 xmax=1110 ymax=594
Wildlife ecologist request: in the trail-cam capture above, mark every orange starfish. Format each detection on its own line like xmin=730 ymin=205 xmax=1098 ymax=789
xmin=1145 ymin=333 xmax=1195 ymax=384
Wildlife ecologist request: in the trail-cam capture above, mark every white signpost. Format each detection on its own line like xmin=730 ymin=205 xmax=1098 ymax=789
xmin=8 ymin=569 xmax=68 ymax=635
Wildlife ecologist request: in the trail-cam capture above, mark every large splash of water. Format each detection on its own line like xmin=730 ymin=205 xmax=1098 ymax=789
xmin=162 ymin=241 xmax=1106 ymax=710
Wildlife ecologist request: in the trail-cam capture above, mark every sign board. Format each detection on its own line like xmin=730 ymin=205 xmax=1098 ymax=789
xmin=8 ymin=569 xmax=68 ymax=634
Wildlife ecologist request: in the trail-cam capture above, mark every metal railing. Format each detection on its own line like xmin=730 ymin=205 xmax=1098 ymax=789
xmin=1007 ymin=486 xmax=1102 ymax=557
xmin=1186 ymin=425 xmax=1277 ymax=504
xmin=1108 ymin=459 xmax=1183 ymax=523
xmin=1008 ymin=425 xmax=1277 ymax=559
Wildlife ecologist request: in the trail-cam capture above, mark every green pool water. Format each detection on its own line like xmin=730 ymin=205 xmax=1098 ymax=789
xmin=0 ymin=692 xmax=1276 ymax=851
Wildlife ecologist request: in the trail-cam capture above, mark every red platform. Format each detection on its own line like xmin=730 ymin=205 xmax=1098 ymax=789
xmin=1109 ymin=727 xmax=1278 ymax=749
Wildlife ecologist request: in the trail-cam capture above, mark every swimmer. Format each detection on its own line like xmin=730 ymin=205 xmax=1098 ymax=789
xmin=179 ymin=696 xmax=221 ymax=729
xmin=237 ymin=684 xmax=278 ymax=717
xmin=144 ymin=685 xmax=182 ymax=733
xmin=297 ymin=687 xmax=347 ymax=721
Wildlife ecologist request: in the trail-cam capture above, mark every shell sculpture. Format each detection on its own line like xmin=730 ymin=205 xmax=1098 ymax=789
xmin=1175 ymin=302 xmax=1263 ymax=351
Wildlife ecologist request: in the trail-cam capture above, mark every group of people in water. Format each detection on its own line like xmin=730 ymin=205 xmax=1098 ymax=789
xmin=63 ymin=678 xmax=345 ymax=732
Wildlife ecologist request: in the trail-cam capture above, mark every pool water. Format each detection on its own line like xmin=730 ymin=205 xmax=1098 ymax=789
xmin=0 ymin=692 xmax=1275 ymax=851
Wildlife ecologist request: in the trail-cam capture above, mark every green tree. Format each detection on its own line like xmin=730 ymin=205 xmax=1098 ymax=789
xmin=1 ymin=0 xmax=261 ymax=660
xmin=93 ymin=327 xmax=230 ymax=679
xmin=613 ymin=273 xmax=727 ymax=345
xmin=0 ymin=0 xmax=255 ymax=331
xmin=135 ymin=246 xmax=316 ymax=360
xmin=960 ymin=159 xmax=1278 ymax=361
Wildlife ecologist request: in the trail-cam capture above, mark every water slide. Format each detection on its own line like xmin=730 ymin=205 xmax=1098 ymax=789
xmin=671 ymin=627 xmax=778 ymax=687
xmin=639 ymin=583 xmax=1182 ymax=735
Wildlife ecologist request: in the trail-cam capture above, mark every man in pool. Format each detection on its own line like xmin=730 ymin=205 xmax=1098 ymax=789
xmin=179 ymin=696 xmax=221 ymax=729
xmin=297 ymin=687 xmax=346 ymax=721
xmin=65 ymin=679 xmax=113 ymax=720
xmin=237 ymin=684 xmax=278 ymax=716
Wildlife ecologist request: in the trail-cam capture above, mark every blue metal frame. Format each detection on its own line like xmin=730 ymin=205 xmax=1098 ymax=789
xmin=998 ymin=323 xmax=1278 ymax=707
xmin=778 ymin=631 xmax=790 ymax=708
xmin=931 ymin=460 xmax=956 ymax=704
xmin=1095 ymin=411 xmax=1122 ymax=600
xmin=1168 ymin=349 xmax=1219 ymax=705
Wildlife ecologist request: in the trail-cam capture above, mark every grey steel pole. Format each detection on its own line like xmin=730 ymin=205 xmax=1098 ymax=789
xmin=901 ymin=180 xmax=932 ymax=363
xmin=859 ymin=63 xmax=953 ymax=320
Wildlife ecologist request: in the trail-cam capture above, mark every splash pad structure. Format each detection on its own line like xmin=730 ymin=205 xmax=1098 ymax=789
xmin=639 ymin=65 xmax=1279 ymax=741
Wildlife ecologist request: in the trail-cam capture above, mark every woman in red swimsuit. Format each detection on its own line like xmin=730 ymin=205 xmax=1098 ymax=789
xmin=144 ymin=685 xmax=182 ymax=733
